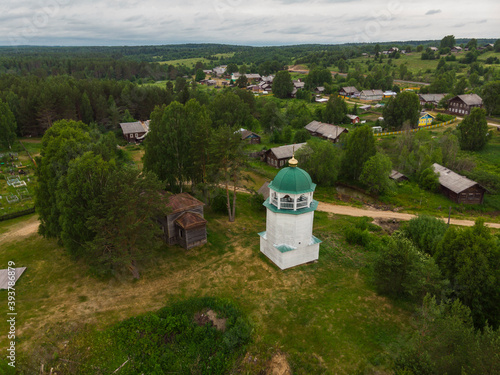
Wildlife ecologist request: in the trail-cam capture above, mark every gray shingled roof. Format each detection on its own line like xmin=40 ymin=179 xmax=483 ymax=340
xmin=341 ymin=86 xmax=359 ymax=94
xmin=269 ymin=143 xmax=306 ymax=159
xmin=432 ymin=163 xmax=480 ymax=194
xmin=360 ymin=89 xmax=384 ymax=96
xmin=419 ymin=93 xmax=447 ymax=103
xmin=305 ymin=121 xmax=347 ymax=140
xmin=257 ymin=181 xmax=270 ymax=200
xmin=389 ymin=170 xmax=407 ymax=181
xmin=453 ymin=94 xmax=483 ymax=106
xmin=119 ymin=121 xmax=149 ymax=135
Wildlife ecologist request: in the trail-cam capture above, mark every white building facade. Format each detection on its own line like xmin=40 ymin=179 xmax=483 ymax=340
xmin=258 ymin=157 xmax=321 ymax=270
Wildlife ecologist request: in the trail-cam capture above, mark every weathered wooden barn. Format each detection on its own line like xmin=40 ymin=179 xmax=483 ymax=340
xmin=263 ymin=143 xmax=306 ymax=168
xmin=432 ymin=163 xmax=486 ymax=204
xmin=389 ymin=170 xmax=408 ymax=182
xmin=305 ymin=121 xmax=348 ymax=143
xmin=240 ymin=129 xmax=261 ymax=144
xmin=119 ymin=120 xmax=150 ymax=143
xmin=158 ymin=193 xmax=207 ymax=249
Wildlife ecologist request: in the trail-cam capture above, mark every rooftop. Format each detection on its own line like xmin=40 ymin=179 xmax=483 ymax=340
xmin=432 ymin=163 xmax=482 ymax=194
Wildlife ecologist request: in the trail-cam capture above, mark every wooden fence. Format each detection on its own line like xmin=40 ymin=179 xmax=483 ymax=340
xmin=377 ymin=118 xmax=457 ymax=137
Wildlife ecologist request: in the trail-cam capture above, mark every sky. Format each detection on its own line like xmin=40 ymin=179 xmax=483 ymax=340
xmin=2 ymin=0 xmax=499 ymax=46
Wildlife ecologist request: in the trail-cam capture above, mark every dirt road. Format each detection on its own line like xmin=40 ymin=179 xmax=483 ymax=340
xmin=317 ymin=202 xmax=500 ymax=229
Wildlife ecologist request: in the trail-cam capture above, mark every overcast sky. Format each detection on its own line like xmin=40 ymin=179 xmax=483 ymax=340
xmin=2 ymin=0 xmax=499 ymax=46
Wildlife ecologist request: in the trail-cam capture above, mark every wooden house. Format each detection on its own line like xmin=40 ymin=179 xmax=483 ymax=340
xmin=418 ymin=112 xmax=435 ymax=127
xmin=447 ymin=94 xmax=483 ymax=116
xmin=119 ymin=120 xmax=150 ymax=143
xmin=264 ymin=143 xmax=306 ymax=168
xmin=419 ymin=93 xmax=446 ymax=107
xmin=346 ymin=114 xmax=360 ymax=124
xmin=339 ymin=86 xmax=360 ymax=98
xmin=315 ymin=86 xmax=325 ymax=94
xmin=158 ymin=193 xmax=207 ymax=249
xmin=360 ymin=89 xmax=384 ymax=101
xmin=432 ymin=163 xmax=486 ymax=204
xmin=305 ymin=121 xmax=348 ymax=143
xmin=240 ymin=129 xmax=261 ymax=144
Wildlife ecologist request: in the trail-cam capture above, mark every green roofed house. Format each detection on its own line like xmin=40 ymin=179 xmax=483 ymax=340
xmin=258 ymin=155 xmax=321 ymax=270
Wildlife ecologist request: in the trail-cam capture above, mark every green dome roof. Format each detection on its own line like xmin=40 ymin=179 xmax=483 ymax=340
xmin=268 ymin=166 xmax=316 ymax=194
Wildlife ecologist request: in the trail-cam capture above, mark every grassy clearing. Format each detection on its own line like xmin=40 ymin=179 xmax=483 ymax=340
xmin=159 ymin=53 xmax=235 ymax=68
xmin=0 ymin=193 xmax=411 ymax=374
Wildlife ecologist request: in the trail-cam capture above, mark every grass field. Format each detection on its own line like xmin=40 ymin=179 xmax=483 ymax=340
xmin=159 ymin=52 xmax=235 ymax=68
xmin=0 ymin=192 xmax=412 ymax=374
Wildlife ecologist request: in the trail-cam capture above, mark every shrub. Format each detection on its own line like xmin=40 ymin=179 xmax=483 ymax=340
xmin=373 ymin=233 xmax=445 ymax=301
xmin=344 ymin=227 xmax=371 ymax=247
xmin=402 ymin=215 xmax=448 ymax=255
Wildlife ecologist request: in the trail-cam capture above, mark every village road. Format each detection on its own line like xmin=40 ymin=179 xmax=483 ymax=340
xmin=316 ymin=201 xmax=500 ymax=229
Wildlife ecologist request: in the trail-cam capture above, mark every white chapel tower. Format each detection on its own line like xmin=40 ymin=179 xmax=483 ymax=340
xmin=258 ymin=155 xmax=321 ymax=270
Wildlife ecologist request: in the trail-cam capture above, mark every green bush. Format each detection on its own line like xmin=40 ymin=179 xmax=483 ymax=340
xmin=344 ymin=227 xmax=371 ymax=247
xmin=373 ymin=233 xmax=445 ymax=301
xmin=402 ymin=215 xmax=448 ymax=255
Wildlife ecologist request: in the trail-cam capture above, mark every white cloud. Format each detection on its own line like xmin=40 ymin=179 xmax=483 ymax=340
xmin=0 ymin=0 xmax=499 ymax=46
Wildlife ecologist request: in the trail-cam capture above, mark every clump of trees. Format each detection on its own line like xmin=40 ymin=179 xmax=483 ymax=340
xmin=143 ymin=92 xmax=250 ymax=222
xmin=35 ymin=120 xmax=163 ymax=278
xmin=457 ymin=108 xmax=490 ymax=151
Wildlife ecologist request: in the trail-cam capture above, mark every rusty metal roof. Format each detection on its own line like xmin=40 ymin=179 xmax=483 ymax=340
xmin=175 ymin=212 xmax=207 ymax=229
xmin=166 ymin=192 xmax=204 ymax=214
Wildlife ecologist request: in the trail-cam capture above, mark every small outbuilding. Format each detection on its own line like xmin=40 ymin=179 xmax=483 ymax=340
xmin=389 ymin=170 xmax=408 ymax=182
xmin=305 ymin=121 xmax=348 ymax=143
xmin=158 ymin=192 xmax=207 ymax=249
xmin=432 ymin=163 xmax=486 ymax=204
xmin=240 ymin=129 xmax=261 ymax=144
xmin=264 ymin=143 xmax=307 ymax=168
xmin=119 ymin=120 xmax=150 ymax=143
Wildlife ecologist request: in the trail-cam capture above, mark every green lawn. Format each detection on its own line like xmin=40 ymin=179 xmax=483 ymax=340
xmin=159 ymin=53 xmax=235 ymax=68
xmin=0 ymin=194 xmax=411 ymax=374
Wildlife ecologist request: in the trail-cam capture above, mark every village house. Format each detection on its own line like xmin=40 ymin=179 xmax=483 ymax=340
xmin=419 ymin=93 xmax=447 ymax=107
xmin=346 ymin=114 xmax=360 ymax=124
xmin=119 ymin=120 xmax=150 ymax=143
xmin=432 ymin=163 xmax=486 ymax=204
xmin=447 ymin=94 xmax=483 ymax=116
xmin=339 ymin=86 xmax=360 ymax=98
xmin=213 ymin=66 xmax=227 ymax=76
xmin=360 ymin=89 xmax=384 ymax=101
xmin=239 ymin=129 xmax=261 ymax=144
xmin=429 ymin=47 xmax=439 ymax=52
xmin=157 ymin=192 xmax=207 ymax=249
xmin=418 ymin=112 xmax=436 ymax=127
xmin=305 ymin=121 xmax=348 ymax=143
xmin=315 ymin=86 xmax=325 ymax=94
xmin=263 ymin=143 xmax=306 ymax=168
xmin=451 ymin=46 xmax=463 ymax=53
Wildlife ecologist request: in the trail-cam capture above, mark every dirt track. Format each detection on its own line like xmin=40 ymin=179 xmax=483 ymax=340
xmin=0 ymin=215 xmax=40 ymax=243
xmin=317 ymin=202 xmax=500 ymax=229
